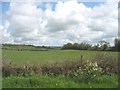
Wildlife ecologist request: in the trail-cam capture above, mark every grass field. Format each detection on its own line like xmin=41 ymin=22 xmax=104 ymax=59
xmin=2 ymin=49 xmax=118 ymax=65
xmin=2 ymin=48 xmax=119 ymax=88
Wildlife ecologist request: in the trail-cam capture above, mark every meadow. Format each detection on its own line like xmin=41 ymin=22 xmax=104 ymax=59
xmin=2 ymin=49 xmax=118 ymax=65
xmin=2 ymin=45 xmax=119 ymax=88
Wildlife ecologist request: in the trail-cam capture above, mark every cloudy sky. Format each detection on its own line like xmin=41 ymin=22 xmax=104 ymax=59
xmin=0 ymin=0 xmax=119 ymax=46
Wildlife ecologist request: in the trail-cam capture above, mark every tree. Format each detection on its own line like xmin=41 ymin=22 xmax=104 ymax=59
xmin=91 ymin=44 xmax=99 ymax=50
xmin=98 ymin=40 xmax=110 ymax=51
xmin=62 ymin=43 xmax=73 ymax=49
xmin=73 ymin=43 xmax=79 ymax=50
xmin=79 ymin=42 xmax=92 ymax=50
xmin=62 ymin=42 xmax=92 ymax=50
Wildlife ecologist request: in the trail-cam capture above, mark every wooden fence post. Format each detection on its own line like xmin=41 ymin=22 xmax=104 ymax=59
xmin=81 ymin=55 xmax=83 ymax=64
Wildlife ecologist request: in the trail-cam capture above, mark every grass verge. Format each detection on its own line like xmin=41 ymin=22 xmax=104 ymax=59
xmin=2 ymin=74 xmax=118 ymax=88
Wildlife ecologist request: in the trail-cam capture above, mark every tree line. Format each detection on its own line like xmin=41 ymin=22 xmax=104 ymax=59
xmin=2 ymin=38 xmax=120 ymax=51
xmin=62 ymin=38 xmax=120 ymax=51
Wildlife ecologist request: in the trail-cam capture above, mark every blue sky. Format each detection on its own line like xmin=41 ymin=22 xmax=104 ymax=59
xmin=2 ymin=2 xmax=10 ymax=14
xmin=83 ymin=2 xmax=104 ymax=7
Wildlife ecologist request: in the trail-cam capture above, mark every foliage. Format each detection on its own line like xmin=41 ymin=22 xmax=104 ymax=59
xmin=98 ymin=40 xmax=110 ymax=51
xmin=62 ymin=42 xmax=92 ymax=50
xmin=93 ymin=53 xmax=118 ymax=74
xmin=61 ymin=41 xmax=111 ymax=51
xmin=69 ymin=60 xmax=103 ymax=83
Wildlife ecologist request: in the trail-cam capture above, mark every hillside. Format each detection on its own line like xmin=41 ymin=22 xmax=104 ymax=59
xmin=2 ymin=44 xmax=61 ymax=51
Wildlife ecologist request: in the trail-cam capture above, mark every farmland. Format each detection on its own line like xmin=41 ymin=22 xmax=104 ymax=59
xmin=2 ymin=44 xmax=119 ymax=88
xmin=2 ymin=49 xmax=118 ymax=65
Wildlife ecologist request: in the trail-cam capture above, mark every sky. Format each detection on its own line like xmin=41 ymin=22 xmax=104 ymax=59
xmin=0 ymin=0 xmax=119 ymax=46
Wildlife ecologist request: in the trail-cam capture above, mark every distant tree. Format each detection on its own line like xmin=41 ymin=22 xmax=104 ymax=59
xmin=73 ymin=43 xmax=79 ymax=50
xmin=42 ymin=45 xmax=45 ymax=48
xmin=98 ymin=40 xmax=110 ymax=51
xmin=79 ymin=42 xmax=92 ymax=50
xmin=91 ymin=44 xmax=99 ymax=50
xmin=62 ymin=43 xmax=73 ymax=49
xmin=62 ymin=42 xmax=92 ymax=50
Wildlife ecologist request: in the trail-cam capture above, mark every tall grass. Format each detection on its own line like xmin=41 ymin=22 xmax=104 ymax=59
xmin=2 ymin=74 xmax=118 ymax=88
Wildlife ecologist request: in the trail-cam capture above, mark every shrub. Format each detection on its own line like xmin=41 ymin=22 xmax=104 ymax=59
xmin=69 ymin=60 xmax=103 ymax=83
xmin=93 ymin=53 xmax=118 ymax=75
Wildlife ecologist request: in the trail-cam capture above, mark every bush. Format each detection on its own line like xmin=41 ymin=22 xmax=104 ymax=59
xmin=69 ymin=60 xmax=102 ymax=83
xmin=93 ymin=53 xmax=118 ymax=75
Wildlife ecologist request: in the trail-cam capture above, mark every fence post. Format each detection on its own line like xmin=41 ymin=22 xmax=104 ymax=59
xmin=81 ymin=55 xmax=83 ymax=64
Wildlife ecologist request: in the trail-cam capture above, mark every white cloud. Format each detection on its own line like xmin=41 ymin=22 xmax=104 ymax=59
xmin=3 ymin=2 xmax=45 ymax=43
xmin=0 ymin=26 xmax=13 ymax=44
xmin=2 ymin=1 xmax=118 ymax=46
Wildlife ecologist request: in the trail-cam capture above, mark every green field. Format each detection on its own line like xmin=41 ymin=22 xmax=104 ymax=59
xmin=2 ymin=48 xmax=119 ymax=88
xmin=2 ymin=49 xmax=118 ymax=65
